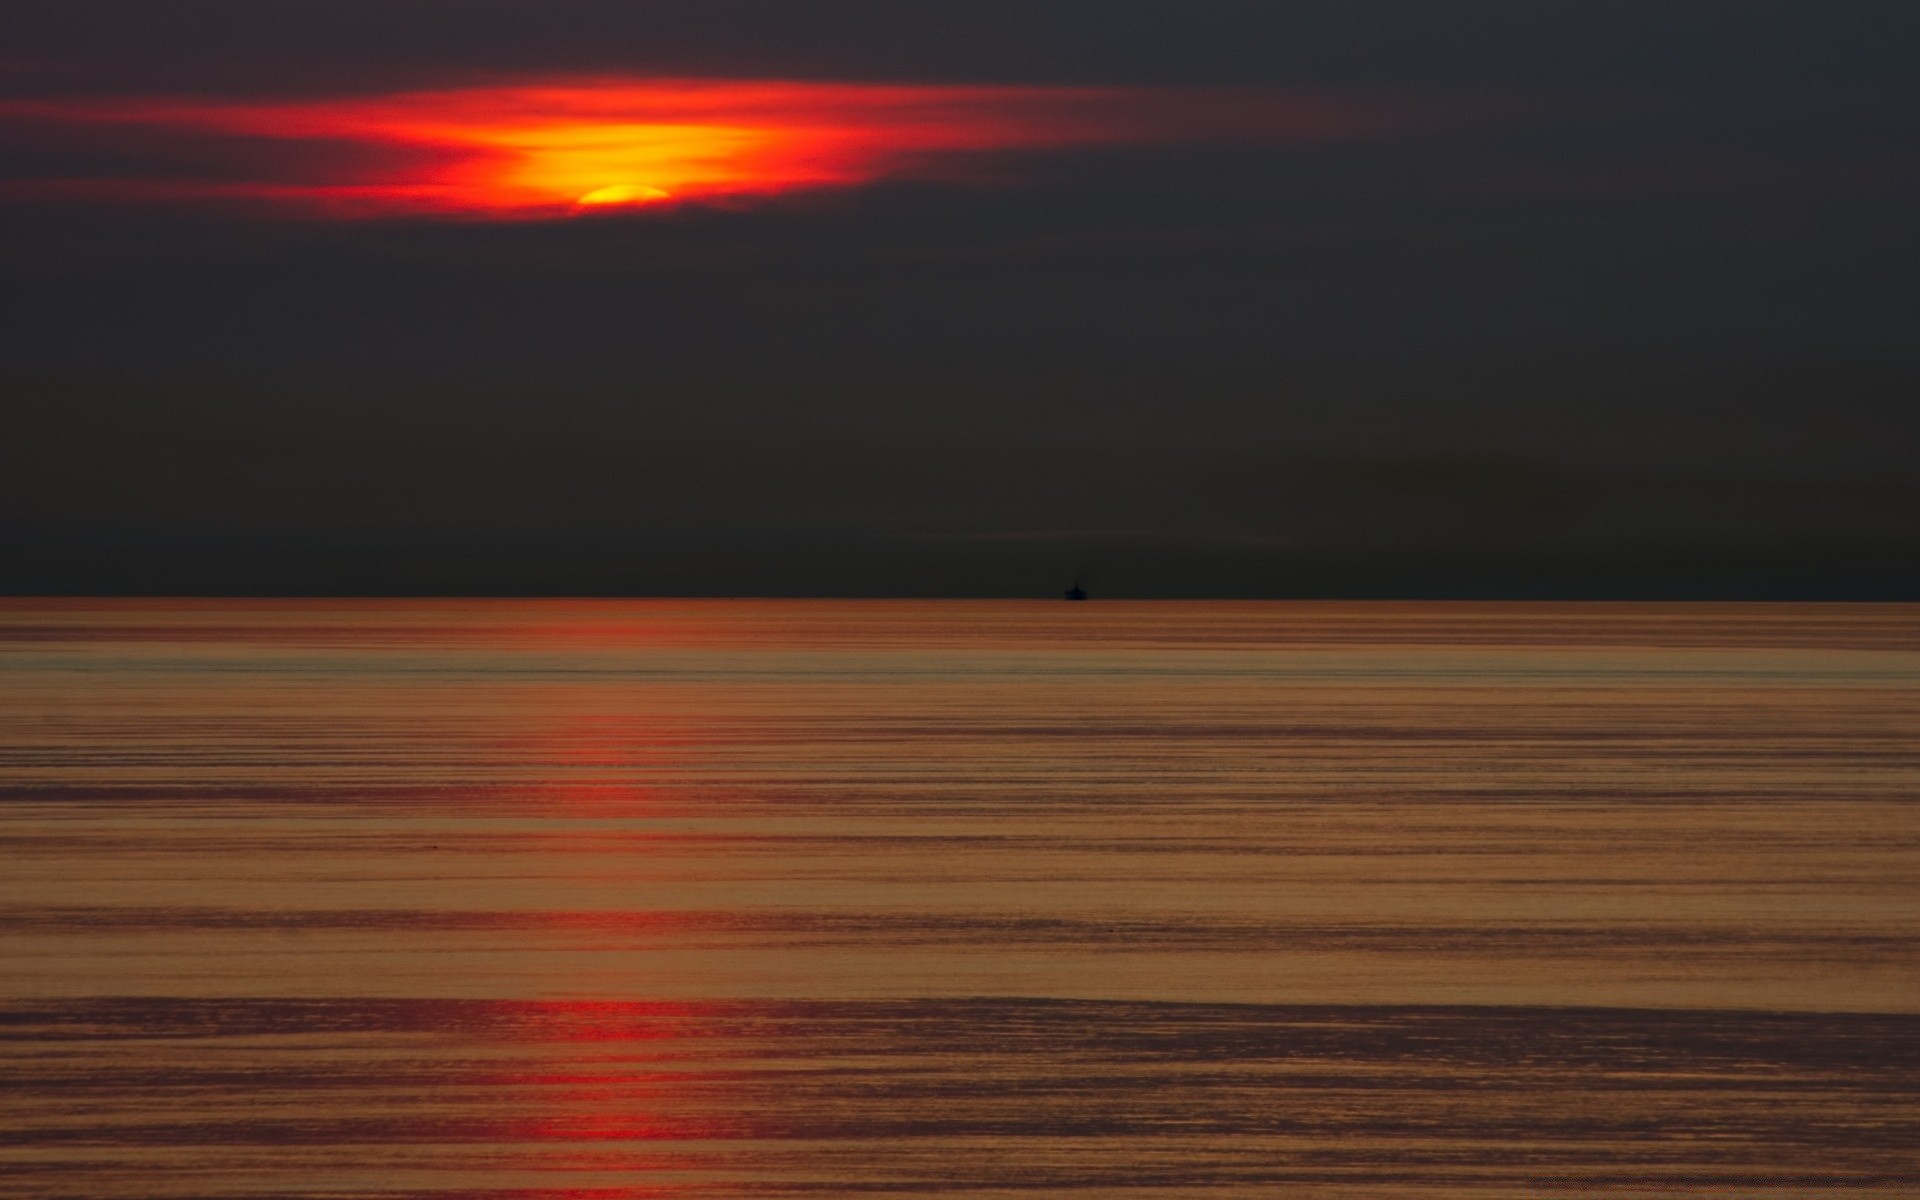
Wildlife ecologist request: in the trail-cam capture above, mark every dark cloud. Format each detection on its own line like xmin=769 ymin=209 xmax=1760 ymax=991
xmin=4 ymin=1 xmax=1916 ymax=94
xmin=7 ymin=349 xmax=1916 ymax=596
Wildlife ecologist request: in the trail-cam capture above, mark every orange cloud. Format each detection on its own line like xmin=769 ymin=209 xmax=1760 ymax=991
xmin=0 ymin=79 xmax=1428 ymax=218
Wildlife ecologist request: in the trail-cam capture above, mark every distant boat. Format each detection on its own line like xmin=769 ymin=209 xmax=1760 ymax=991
xmin=1064 ymin=582 xmax=1088 ymax=601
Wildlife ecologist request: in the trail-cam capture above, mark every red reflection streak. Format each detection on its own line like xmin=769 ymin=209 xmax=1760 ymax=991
xmin=0 ymin=78 xmax=1429 ymax=217
xmin=477 ymin=603 xmax=754 ymax=817
xmin=484 ymin=664 xmax=753 ymax=1151
xmin=495 ymin=693 xmax=718 ymax=820
xmin=469 ymin=1002 xmax=746 ymax=1152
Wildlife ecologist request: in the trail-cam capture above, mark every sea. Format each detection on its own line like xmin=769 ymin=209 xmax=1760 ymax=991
xmin=1 ymin=599 xmax=1915 ymax=1197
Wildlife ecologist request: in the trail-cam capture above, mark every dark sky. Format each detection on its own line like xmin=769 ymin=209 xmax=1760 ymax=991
xmin=3 ymin=1 xmax=1917 ymax=596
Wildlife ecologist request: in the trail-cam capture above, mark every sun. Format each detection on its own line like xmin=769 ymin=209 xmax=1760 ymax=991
xmin=574 ymin=183 xmax=673 ymax=207
xmin=0 ymin=78 xmax=1427 ymax=218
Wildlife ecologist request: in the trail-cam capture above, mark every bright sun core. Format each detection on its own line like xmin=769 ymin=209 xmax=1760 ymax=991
xmin=575 ymin=183 xmax=673 ymax=207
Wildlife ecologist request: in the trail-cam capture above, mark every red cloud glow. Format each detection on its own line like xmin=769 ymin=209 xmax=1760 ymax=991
xmin=0 ymin=79 xmax=1428 ymax=218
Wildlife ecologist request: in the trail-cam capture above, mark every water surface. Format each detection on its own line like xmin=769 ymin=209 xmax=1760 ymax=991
xmin=2 ymin=600 xmax=1915 ymax=1195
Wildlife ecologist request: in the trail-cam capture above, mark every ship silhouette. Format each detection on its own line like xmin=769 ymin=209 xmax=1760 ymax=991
xmin=1064 ymin=581 xmax=1088 ymax=601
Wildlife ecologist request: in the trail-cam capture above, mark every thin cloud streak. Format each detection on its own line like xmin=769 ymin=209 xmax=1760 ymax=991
xmin=0 ymin=78 xmax=1438 ymax=218
xmin=904 ymin=528 xmax=1293 ymax=549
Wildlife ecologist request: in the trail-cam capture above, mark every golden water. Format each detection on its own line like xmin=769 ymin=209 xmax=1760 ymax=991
xmin=2 ymin=600 xmax=1915 ymax=1196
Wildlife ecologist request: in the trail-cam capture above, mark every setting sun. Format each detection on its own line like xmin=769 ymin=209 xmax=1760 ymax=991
xmin=0 ymin=78 xmax=1422 ymax=219
xmin=0 ymin=80 xmax=1125 ymax=217
xmin=574 ymin=183 xmax=676 ymax=207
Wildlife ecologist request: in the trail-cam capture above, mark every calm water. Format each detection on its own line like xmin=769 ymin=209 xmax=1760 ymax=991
xmin=1 ymin=599 xmax=1915 ymax=1197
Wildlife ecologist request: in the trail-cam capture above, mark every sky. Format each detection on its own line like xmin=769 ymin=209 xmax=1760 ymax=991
xmin=2 ymin=1 xmax=1916 ymax=597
